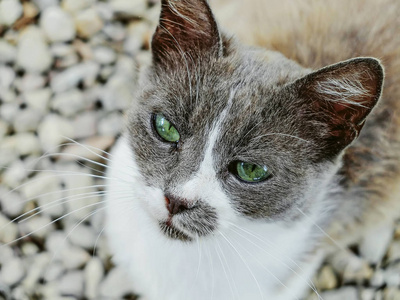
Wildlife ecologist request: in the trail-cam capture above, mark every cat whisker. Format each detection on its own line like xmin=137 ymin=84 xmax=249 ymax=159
xmin=214 ymin=240 xmax=238 ymax=299
xmin=1 ymin=200 xmax=107 ymax=248
xmin=217 ymin=230 xmax=265 ymax=300
xmin=228 ymin=225 xmax=322 ymax=299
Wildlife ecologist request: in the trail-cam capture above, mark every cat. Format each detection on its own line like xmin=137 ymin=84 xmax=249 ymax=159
xmin=105 ymin=0 xmax=400 ymax=299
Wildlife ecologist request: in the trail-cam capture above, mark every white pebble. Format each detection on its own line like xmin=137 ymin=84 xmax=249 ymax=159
xmin=84 ymin=257 xmax=104 ymax=299
xmin=2 ymin=160 xmax=28 ymax=189
xmin=22 ymin=252 xmax=51 ymax=290
xmin=45 ymin=230 xmax=70 ymax=259
xmin=0 ymin=0 xmax=23 ymax=26
xmin=51 ymin=43 xmax=74 ymax=57
xmin=370 ymin=269 xmax=385 ymax=287
xmin=103 ymin=23 xmax=126 ymax=41
xmin=0 ymin=65 xmax=16 ymax=89
xmin=75 ymin=8 xmax=104 ymax=38
xmin=0 ymin=119 xmax=8 ymax=140
xmin=320 ymin=287 xmax=358 ymax=300
xmin=68 ymin=223 xmax=97 ymax=249
xmin=51 ymin=61 xmax=99 ymax=93
xmin=37 ymin=114 xmax=74 ymax=152
xmin=387 ymin=241 xmax=400 ymax=263
xmin=59 ymin=271 xmax=84 ymax=298
xmin=61 ymin=245 xmax=90 ymax=270
xmin=18 ymin=215 xmax=55 ymax=239
xmin=0 ymin=213 xmax=18 ymax=244
xmin=18 ymin=74 xmax=47 ymax=92
xmin=23 ymin=88 xmax=52 ymax=113
xmin=61 ymin=0 xmax=95 ymax=14
xmin=17 ymin=26 xmax=53 ymax=73
xmin=32 ymin=0 xmax=58 ymax=10
xmin=0 ymin=257 xmax=26 ymax=286
xmin=71 ymin=111 xmax=98 ymax=139
xmin=14 ymin=132 xmax=41 ymax=156
xmin=109 ymin=0 xmax=147 ymax=17
xmin=99 ymin=267 xmax=134 ymax=298
xmin=360 ymin=288 xmax=375 ymax=300
xmin=20 ymin=171 xmax=64 ymax=218
xmin=0 ymin=40 xmax=17 ymax=63
xmin=51 ymin=89 xmax=86 ymax=117
xmin=98 ymin=112 xmax=123 ymax=136
xmin=21 ymin=242 xmax=40 ymax=256
xmin=100 ymin=75 xmax=134 ymax=111
xmin=383 ymin=266 xmax=400 ymax=286
xmin=43 ymin=262 xmax=65 ymax=282
xmin=13 ymin=107 xmax=43 ymax=133
xmin=0 ymin=86 xmax=16 ymax=102
xmin=0 ymin=188 xmax=24 ymax=217
xmin=359 ymin=223 xmax=394 ymax=264
xmin=93 ymin=46 xmax=117 ymax=65
xmin=0 ymin=244 xmax=15 ymax=265
xmin=41 ymin=7 xmax=76 ymax=42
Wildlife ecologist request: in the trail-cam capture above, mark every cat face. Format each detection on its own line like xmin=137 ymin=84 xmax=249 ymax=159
xmin=125 ymin=0 xmax=383 ymax=241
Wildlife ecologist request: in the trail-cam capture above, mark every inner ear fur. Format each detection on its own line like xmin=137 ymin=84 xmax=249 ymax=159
xmin=296 ymin=57 xmax=384 ymax=157
xmin=151 ymin=0 xmax=222 ymax=68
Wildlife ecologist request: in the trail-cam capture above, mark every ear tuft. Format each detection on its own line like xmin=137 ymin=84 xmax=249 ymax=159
xmin=297 ymin=58 xmax=384 ymax=156
xmin=151 ymin=0 xmax=222 ymax=68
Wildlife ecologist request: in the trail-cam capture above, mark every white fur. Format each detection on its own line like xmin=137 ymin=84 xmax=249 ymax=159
xmin=105 ymin=99 xmax=334 ymax=299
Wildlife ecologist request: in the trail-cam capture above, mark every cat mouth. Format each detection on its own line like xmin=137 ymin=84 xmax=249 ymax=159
xmin=159 ymin=218 xmax=192 ymax=242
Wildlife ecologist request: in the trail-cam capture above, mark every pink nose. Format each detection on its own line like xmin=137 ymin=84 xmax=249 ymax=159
xmin=165 ymin=195 xmax=190 ymax=215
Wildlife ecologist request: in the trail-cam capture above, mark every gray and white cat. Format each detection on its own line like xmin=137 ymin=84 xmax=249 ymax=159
xmin=105 ymin=0 xmax=400 ymax=299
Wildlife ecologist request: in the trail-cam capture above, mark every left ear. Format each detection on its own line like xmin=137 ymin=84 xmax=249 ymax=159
xmin=295 ymin=57 xmax=384 ymax=156
xmin=151 ymin=0 xmax=222 ymax=69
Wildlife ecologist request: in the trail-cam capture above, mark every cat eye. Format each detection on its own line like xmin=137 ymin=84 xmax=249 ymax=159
xmin=230 ymin=161 xmax=271 ymax=183
xmin=153 ymin=114 xmax=180 ymax=143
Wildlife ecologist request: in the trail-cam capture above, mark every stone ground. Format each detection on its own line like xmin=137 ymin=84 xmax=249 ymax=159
xmin=0 ymin=0 xmax=399 ymax=299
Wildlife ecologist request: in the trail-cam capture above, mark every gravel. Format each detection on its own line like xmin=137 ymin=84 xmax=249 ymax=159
xmin=0 ymin=0 xmax=399 ymax=300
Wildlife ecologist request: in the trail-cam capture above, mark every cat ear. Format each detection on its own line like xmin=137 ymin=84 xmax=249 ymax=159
xmin=296 ymin=58 xmax=384 ymax=156
xmin=151 ymin=0 xmax=222 ymax=68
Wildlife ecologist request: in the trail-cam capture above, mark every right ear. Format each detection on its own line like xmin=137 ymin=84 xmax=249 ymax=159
xmin=151 ymin=0 xmax=223 ymax=69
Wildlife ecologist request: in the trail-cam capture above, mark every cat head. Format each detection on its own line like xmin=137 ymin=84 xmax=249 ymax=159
xmin=126 ymin=0 xmax=384 ymax=241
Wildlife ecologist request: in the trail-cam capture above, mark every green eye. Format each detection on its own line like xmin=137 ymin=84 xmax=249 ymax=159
xmin=234 ymin=161 xmax=271 ymax=183
xmin=153 ymin=114 xmax=180 ymax=143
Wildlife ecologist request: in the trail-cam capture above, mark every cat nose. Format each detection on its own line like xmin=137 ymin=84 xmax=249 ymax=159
xmin=165 ymin=194 xmax=191 ymax=215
